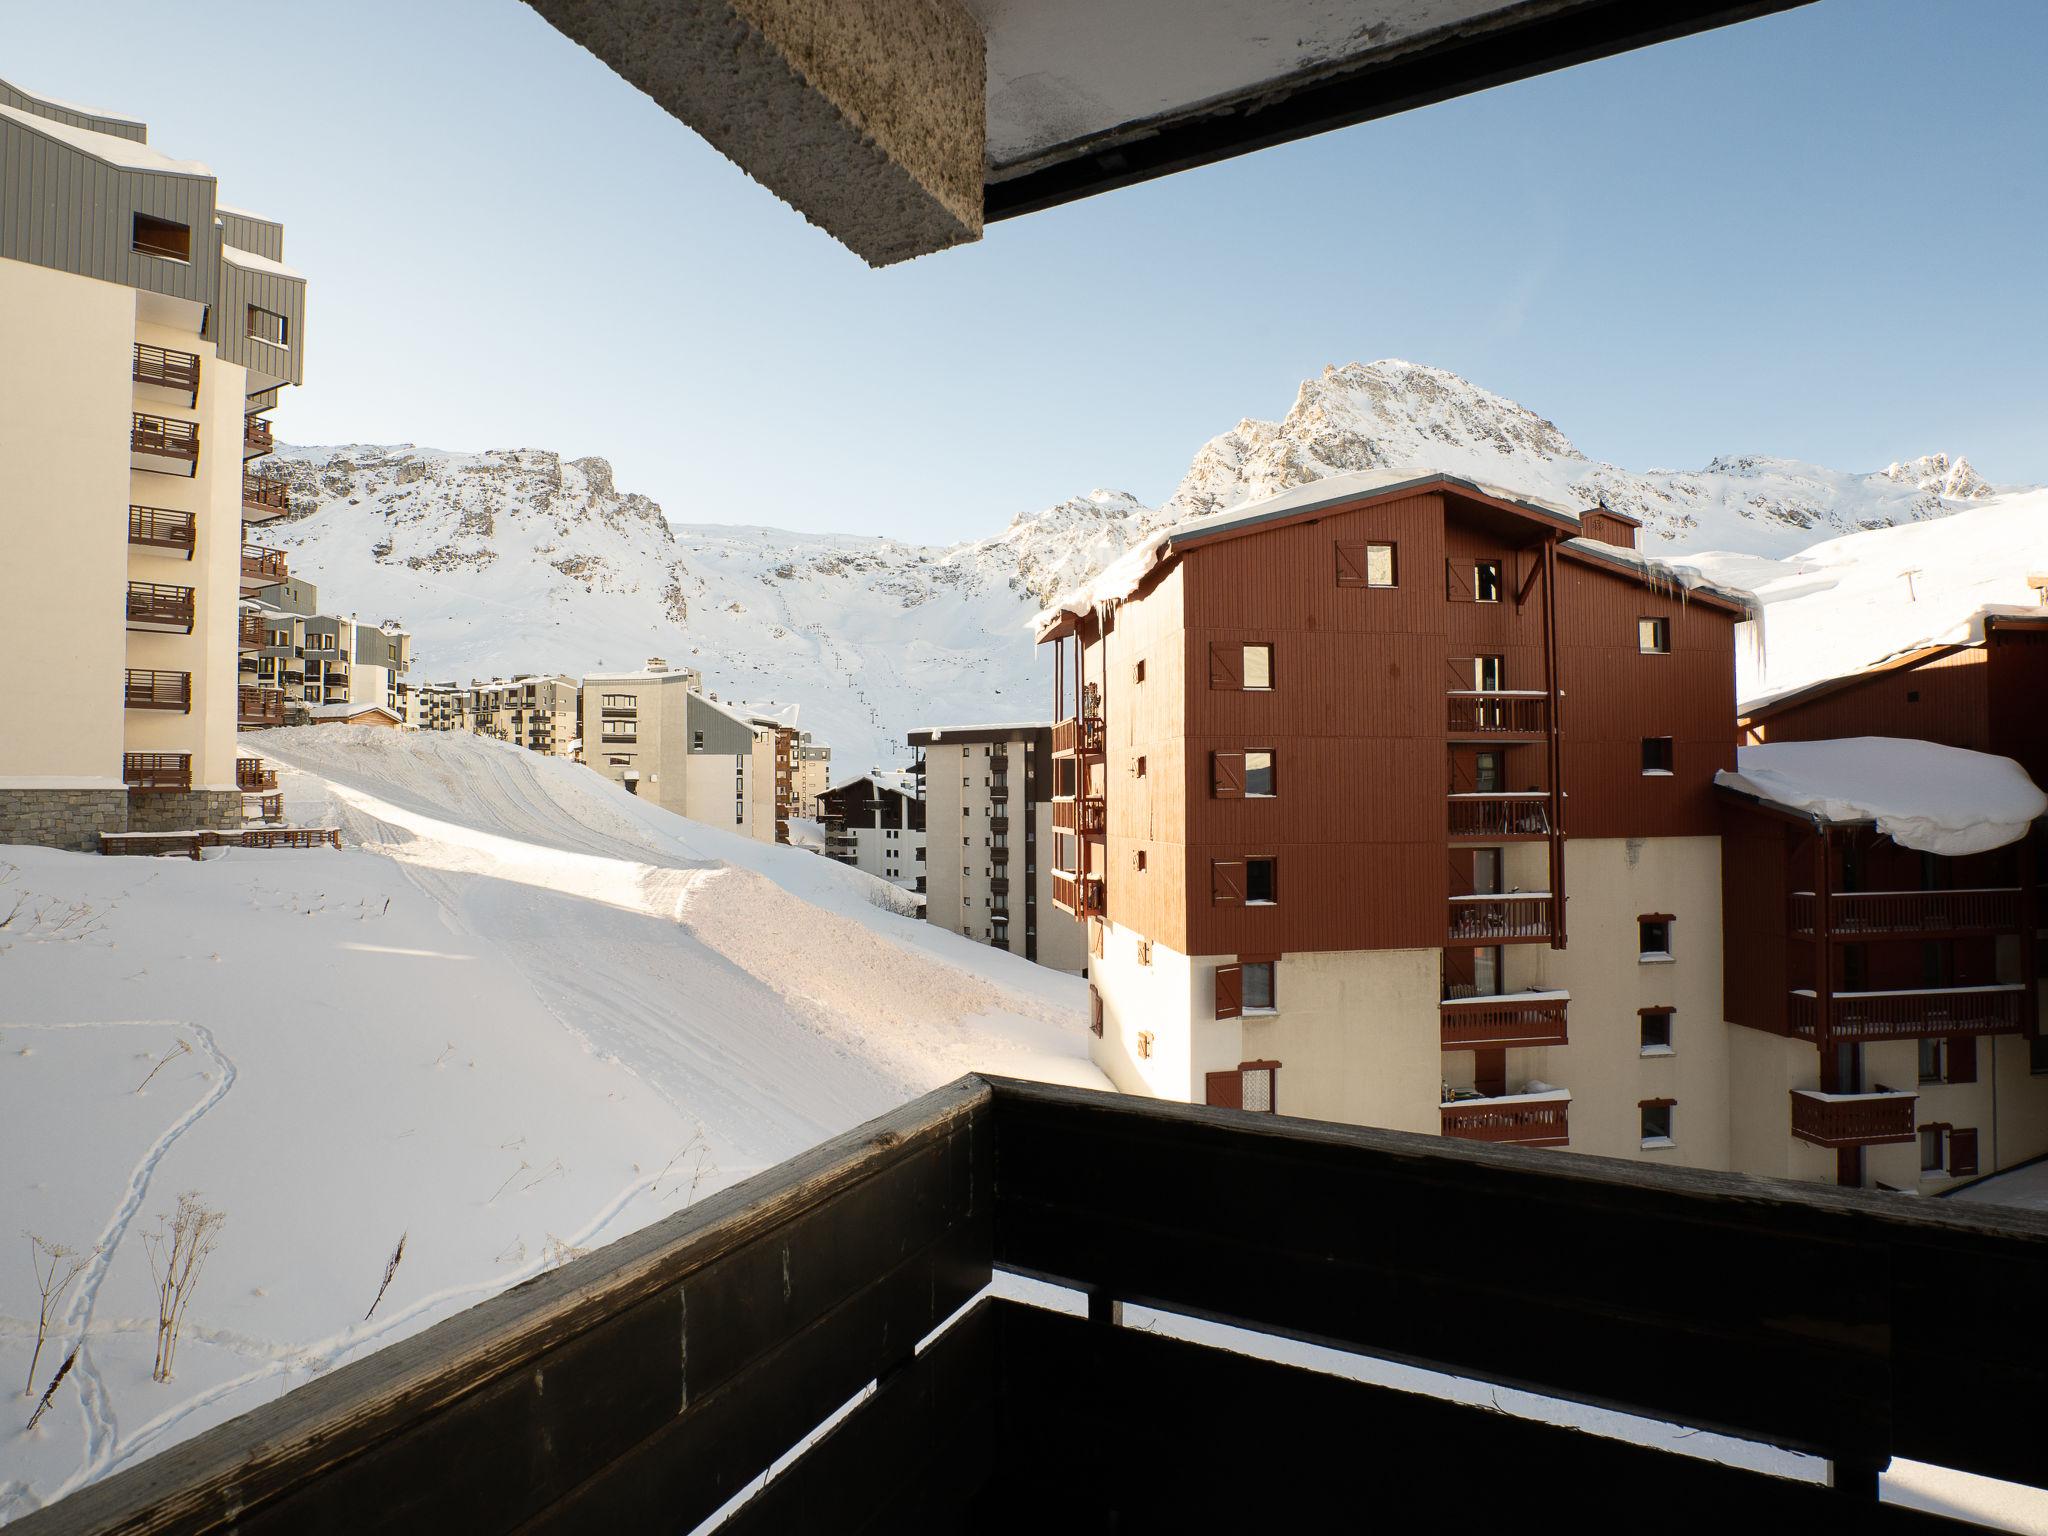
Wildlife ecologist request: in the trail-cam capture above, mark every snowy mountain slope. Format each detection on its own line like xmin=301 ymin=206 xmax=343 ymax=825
xmin=259 ymin=361 xmax=2025 ymax=769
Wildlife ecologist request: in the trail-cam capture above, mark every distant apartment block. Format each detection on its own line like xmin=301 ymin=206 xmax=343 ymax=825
xmin=817 ymin=771 xmax=926 ymax=896
xmin=909 ymin=725 xmax=1086 ymax=972
xmin=241 ymin=576 xmax=411 ymax=726
xmin=792 ymin=735 xmax=832 ymax=817
xmin=581 ymin=659 xmax=778 ymax=841
xmin=0 ymin=79 xmax=307 ymax=848
xmin=472 ymin=675 xmax=580 ymax=756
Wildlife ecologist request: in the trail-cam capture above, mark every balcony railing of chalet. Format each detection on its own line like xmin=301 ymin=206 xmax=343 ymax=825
xmin=238 ymin=612 xmax=271 ymax=649
xmin=1788 ymin=983 xmax=2028 ymax=1042
xmin=125 ymin=581 xmax=196 ymax=631
xmin=1051 ymin=870 xmax=1105 ymax=918
xmin=1440 ymin=1091 xmax=1570 ymax=1146
xmin=1051 ymin=796 xmax=1105 ymax=834
xmin=1439 ymin=991 xmax=1570 ymax=1049
xmin=16 ymin=1076 xmax=2048 ymax=1534
xmin=1447 ymin=893 xmax=1553 ymax=944
xmin=129 ymin=504 xmax=196 ymax=556
xmin=249 ymin=791 xmax=285 ymax=823
xmin=1052 ymin=714 xmax=1105 ymax=756
xmin=236 ymin=757 xmax=278 ymax=791
xmin=121 ymin=752 xmax=190 ymax=793
xmin=244 ymin=414 xmax=275 ymax=458
xmin=1787 ymin=887 xmax=2023 ymax=938
xmin=131 ymin=412 xmax=199 ymax=467
xmin=124 ymin=669 xmax=191 ymax=712
xmin=1445 ymin=691 xmax=1548 ymax=736
xmin=242 ymin=472 xmax=292 ymax=516
xmin=238 ymin=686 xmax=285 ymax=727
xmin=132 ymin=342 xmax=200 ymax=400
xmin=1446 ymin=793 xmax=1550 ymax=840
xmin=1789 ymin=1089 xmax=1918 ymax=1149
xmin=241 ymin=543 xmax=288 ymax=586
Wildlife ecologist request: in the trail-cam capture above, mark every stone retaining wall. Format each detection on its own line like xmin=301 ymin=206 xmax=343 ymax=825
xmin=0 ymin=789 xmax=132 ymax=852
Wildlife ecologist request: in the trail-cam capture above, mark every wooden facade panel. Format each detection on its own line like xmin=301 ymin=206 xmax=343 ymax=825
xmin=1987 ymin=629 xmax=2048 ymax=786
xmin=1750 ymin=650 xmax=1990 ymax=757
xmin=1719 ymin=806 xmax=1793 ymax=1034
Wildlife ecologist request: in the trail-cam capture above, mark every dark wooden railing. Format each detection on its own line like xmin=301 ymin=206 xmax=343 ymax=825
xmin=132 ymin=342 xmax=200 ymax=399
xmin=1052 ymin=796 xmax=1105 ymax=834
xmin=1789 ymin=1089 xmax=1917 ymax=1149
xmin=124 ymin=668 xmax=191 ymax=712
xmin=1440 ymin=1095 xmax=1570 ymax=1147
xmin=1447 ymin=793 xmax=1550 ymax=839
xmin=989 ymin=780 xmax=1009 ymax=803
xmin=125 ymin=580 xmax=195 ymax=630
xmin=1447 ymin=894 xmax=1553 ymax=943
xmin=132 ymin=412 xmax=200 ymax=468
xmin=1788 ymin=888 xmax=2022 ymax=938
xmin=236 ymin=757 xmax=278 ymax=791
xmin=1051 ymin=870 xmax=1104 ymax=918
xmin=12 ymin=1076 xmax=2048 ymax=1535
xmin=990 ymin=815 xmax=1011 ymax=835
xmin=121 ymin=751 xmax=190 ymax=793
xmin=238 ymin=686 xmax=285 ymax=727
xmin=128 ymin=503 xmax=196 ymax=556
xmin=251 ymin=791 xmax=285 ymax=822
xmin=241 ymin=543 xmax=288 ymax=585
xmin=990 ymin=877 xmax=1011 ymax=896
xmin=243 ymin=414 xmax=275 ymax=458
xmin=1439 ymin=993 xmax=1569 ymax=1049
xmin=990 ymin=846 xmax=1010 ymax=866
xmin=242 ymin=472 xmax=291 ymax=516
xmin=1446 ymin=692 xmax=1549 ymax=736
xmin=1053 ymin=714 xmax=1105 ymax=755
xmin=239 ymin=612 xmax=271 ymax=649
xmin=1788 ymin=984 xmax=2028 ymax=1041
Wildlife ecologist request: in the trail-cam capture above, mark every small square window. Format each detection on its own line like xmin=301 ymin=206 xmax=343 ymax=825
xmin=1135 ymin=660 xmax=1146 ymax=683
xmin=1641 ymin=1103 xmax=1674 ymax=1146
xmin=1242 ymin=644 xmax=1273 ymax=691
xmin=1641 ymin=737 xmax=1674 ymax=775
xmin=1243 ymin=961 xmax=1276 ymax=1013
xmin=1639 ymin=617 xmax=1671 ymax=653
xmin=1641 ymin=1010 xmax=1673 ymax=1054
xmin=1639 ymin=918 xmax=1672 ymax=959
xmin=1246 ymin=857 xmax=1277 ymax=905
xmin=1134 ymin=849 xmax=1148 ymax=872
xmin=1475 ymin=561 xmax=1503 ymax=603
xmin=246 ymin=304 xmax=291 ymax=346
xmin=1919 ymin=1039 xmax=1944 ymax=1084
xmin=1245 ymin=750 xmax=1275 ymax=797
xmin=1919 ymin=1126 xmax=1945 ymax=1174
xmin=1134 ymin=755 xmax=1148 ymax=779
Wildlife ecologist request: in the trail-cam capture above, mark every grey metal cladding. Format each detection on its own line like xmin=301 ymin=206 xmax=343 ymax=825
xmin=0 ymin=78 xmax=146 ymax=141
xmin=685 ymin=694 xmax=759 ymax=755
xmin=216 ymin=208 xmax=283 ymax=262
xmin=217 ymin=252 xmax=305 ymax=389
xmin=0 ymin=115 xmax=216 ymax=306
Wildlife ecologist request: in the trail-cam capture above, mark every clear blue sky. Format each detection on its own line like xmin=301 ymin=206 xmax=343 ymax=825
xmin=10 ymin=0 xmax=2044 ymax=541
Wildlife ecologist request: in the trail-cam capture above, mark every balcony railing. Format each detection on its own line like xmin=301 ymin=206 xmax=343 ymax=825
xmin=1787 ymin=888 xmax=2023 ymax=938
xmin=1788 ymin=984 xmax=2028 ymax=1042
xmin=1439 ymin=991 xmax=1570 ymax=1050
xmin=122 ymin=751 xmax=191 ymax=793
xmin=1446 ymin=692 xmax=1549 ymax=736
xmin=241 ymin=543 xmax=288 ymax=588
xmin=249 ymin=791 xmax=285 ymax=823
xmin=243 ymin=472 xmax=292 ymax=518
xmin=132 ymin=412 xmax=200 ymax=470
xmin=1053 ymin=715 xmax=1105 ymax=756
xmin=123 ymin=668 xmax=191 ymax=712
xmin=239 ymin=612 xmax=270 ymax=649
xmin=244 ymin=414 xmax=275 ymax=458
xmin=991 ymin=846 xmax=1011 ymax=866
xmin=1446 ymin=793 xmax=1551 ymax=840
xmin=1447 ymin=893 xmax=1553 ymax=944
xmin=239 ymin=686 xmax=286 ymax=728
xmin=125 ymin=581 xmax=195 ymax=631
xmin=128 ymin=503 xmax=195 ymax=557
xmin=1051 ymin=871 xmax=1105 ymax=918
xmin=1440 ymin=1091 xmax=1570 ymax=1147
xmin=1790 ymin=1089 xmax=1918 ymax=1149
xmin=990 ymin=816 xmax=1011 ymax=835
xmin=132 ymin=342 xmax=200 ymax=401
xmin=990 ymin=877 xmax=1011 ymax=896
xmin=1052 ymin=796 xmax=1105 ymax=834
xmin=236 ymin=757 xmax=279 ymax=791
xmin=990 ymin=782 xmax=1010 ymax=803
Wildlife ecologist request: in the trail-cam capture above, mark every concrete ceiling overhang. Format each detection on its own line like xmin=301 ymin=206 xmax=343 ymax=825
xmin=524 ymin=0 xmax=1811 ymax=264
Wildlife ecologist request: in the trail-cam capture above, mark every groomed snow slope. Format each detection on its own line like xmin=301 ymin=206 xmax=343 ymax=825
xmin=0 ymin=729 xmax=1100 ymax=1519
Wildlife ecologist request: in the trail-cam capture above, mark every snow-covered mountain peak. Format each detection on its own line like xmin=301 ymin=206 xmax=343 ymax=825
xmin=1880 ymin=453 xmax=1994 ymax=501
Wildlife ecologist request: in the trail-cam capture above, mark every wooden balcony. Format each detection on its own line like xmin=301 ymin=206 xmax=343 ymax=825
xmin=239 ymin=685 xmax=286 ymax=728
xmin=1447 ymin=893 xmax=1554 ymax=945
xmin=991 ymin=846 xmax=1011 ymax=866
xmin=1447 ymin=793 xmax=1551 ymax=841
xmin=1439 ymin=991 xmax=1570 ymax=1050
xmin=132 ymin=342 xmax=199 ymax=403
xmin=1788 ymin=984 xmax=2028 ymax=1043
xmin=125 ymin=580 xmax=195 ymax=632
xmin=1051 ymin=870 xmax=1105 ymax=918
xmin=122 ymin=751 xmax=190 ymax=793
xmin=1446 ymin=691 xmax=1549 ymax=738
xmin=244 ymin=414 xmax=275 ymax=459
xmin=124 ymin=668 xmax=191 ymax=712
xmin=132 ymin=413 xmax=200 ymax=473
xmin=1052 ymin=796 xmax=1105 ymax=834
xmin=236 ymin=757 xmax=279 ymax=791
xmin=1788 ymin=888 xmax=2022 ymax=939
xmin=241 ymin=543 xmax=288 ymax=591
xmin=239 ymin=612 xmax=271 ymax=649
xmin=248 ymin=791 xmax=285 ymax=823
xmin=128 ymin=504 xmax=195 ymax=558
xmin=990 ymin=877 xmax=1011 ymax=896
xmin=1790 ymin=1089 xmax=1917 ymax=1150
xmin=990 ymin=815 xmax=1011 ymax=836
xmin=243 ymin=471 xmax=292 ymax=520
xmin=1053 ymin=714 xmax=1105 ymax=756
xmin=1440 ymin=1092 xmax=1570 ymax=1147
xmin=989 ymin=781 xmax=1010 ymax=803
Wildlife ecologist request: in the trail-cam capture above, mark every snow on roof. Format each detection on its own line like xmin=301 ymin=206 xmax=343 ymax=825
xmin=1716 ymin=738 xmax=2047 ymax=856
xmin=826 ymin=769 xmax=919 ymax=800
xmin=907 ymin=721 xmax=1051 ymax=738
xmin=0 ymin=102 xmax=209 ymax=176
xmin=690 ymin=689 xmax=771 ymax=735
xmin=1559 ymin=537 xmax=1758 ymax=615
xmin=222 ymin=243 xmax=305 ymax=281
xmin=216 ymin=201 xmax=278 ymax=223
xmin=308 ymin=702 xmax=401 ymax=723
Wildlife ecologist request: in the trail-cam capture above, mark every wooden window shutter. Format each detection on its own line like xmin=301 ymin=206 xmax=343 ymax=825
xmin=1212 ymin=859 xmax=1245 ymax=905
xmin=1948 ymin=1127 xmax=1979 ymax=1177
xmin=1946 ymin=1035 xmax=1977 ymax=1084
xmin=1205 ymin=1069 xmax=1244 ymax=1110
xmin=1208 ymin=641 xmax=1242 ymax=689
xmin=1444 ymin=558 xmax=1473 ymax=600
xmin=1335 ymin=541 xmax=1369 ymax=587
xmin=1214 ymin=964 xmax=1243 ymax=1019
xmin=1212 ymin=750 xmax=1245 ymax=799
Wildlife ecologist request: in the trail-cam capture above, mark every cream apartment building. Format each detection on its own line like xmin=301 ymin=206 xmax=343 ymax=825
xmin=580 ymin=660 xmax=778 ymax=841
xmin=793 ymin=735 xmax=832 ymax=818
xmin=472 ymin=675 xmax=579 ymax=756
xmin=909 ymin=725 xmax=1087 ymax=973
xmin=241 ymin=578 xmax=411 ymax=726
xmin=0 ymin=80 xmax=306 ymax=848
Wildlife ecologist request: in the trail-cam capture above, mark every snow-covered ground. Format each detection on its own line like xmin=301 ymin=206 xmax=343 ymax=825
xmin=0 ymin=728 xmax=1100 ymax=1519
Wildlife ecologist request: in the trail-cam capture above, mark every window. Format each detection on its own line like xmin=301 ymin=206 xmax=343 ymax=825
xmin=132 ymin=213 xmax=191 ymax=261
xmin=246 ymin=304 xmax=291 ymax=347
xmin=1336 ymin=541 xmax=1397 ymax=587
xmin=1133 ymin=755 xmax=1147 ymax=779
xmin=1471 ymin=848 xmax=1502 ymax=895
xmin=1134 ymin=850 xmax=1147 ymax=872
xmin=1919 ymin=1039 xmax=1944 ymax=1084
xmin=1135 ymin=660 xmax=1146 ymax=684
xmin=1242 ymin=644 xmax=1273 ymax=690
xmin=1639 ymin=617 xmax=1671 ymax=653
xmin=1641 ymin=737 xmax=1674 ymax=775
xmin=1243 ymin=961 xmax=1276 ymax=1013
xmin=1640 ymin=1101 xmax=1674 ymax=1147
xmin=1920 ymin=1126 xmax=1947 ymax=1175
xmin=600 ymin=694 xmax=635 ymax=710
xmin=1474 ymin=655 xmax=1504 ymax=691
xmin=1473 ymin=751 xmax=1502 ymax=794
xmin=2032 ymin=1036 xmax=2048 ymax=1075
xmin=1244 ymin=750 xmax=1275 ymax=797
xmin=1206 ymin=1062 xmax=1279 ymax=1113
xmin=1640 ymin=1009 xmax=1674 ymax=1055
xmin=1921 ymin=1036 xmax=1976 ymax=1084
xmin=1639 ymin=916 xmax=1672 ymax=960
xmin=1474 ymin=560 xmax=1503 ymax=603
xmin=1246 ymin=857 xmax=1277 ymax=905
